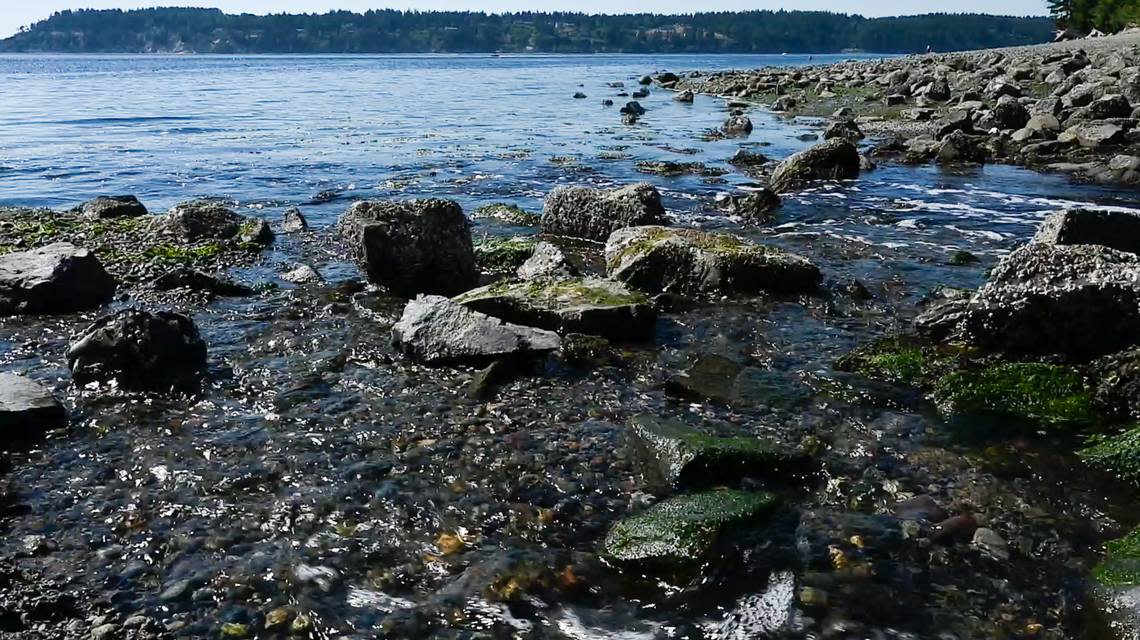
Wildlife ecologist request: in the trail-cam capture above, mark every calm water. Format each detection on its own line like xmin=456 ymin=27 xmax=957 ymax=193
xmin=3 ymin=53 xmax=1140 ymax=639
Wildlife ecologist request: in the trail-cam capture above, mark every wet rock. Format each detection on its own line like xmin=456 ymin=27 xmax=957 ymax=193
xmin=338 ymin=199 xmax=477 ymax=297
xmin=471 ymin=203 xmax=540 ymax=227
xmin=238 ymin=218 xmax=274 ymax=245
xmin=823 ymin=119 xmax=864 ymax=141
xmin=281 ymin=207 xmax=309 ymax=233
xmin=727 ymin=148 xmax=768 ymax=167
xmin=1092 ymin=349 xmax=1140 ymax=419
xmin=773 ymin=96 xmax=797 ymax=111
xmin=467 ymin=358 xmax=523 ymax=400
xmin=796 ymin=510 xmax=903 ymax=572
xmin=0 ymin=242 xmax=116 ymax=314
xmin=1033 ymin=208 xmax=1140 ymax=254
xmin=768 ymin=139 xmax=860 ymax=193
xmin=572 ymin=91 xmax=587 ymax=99
xmin=602 ymin=490 xmax=777 ymax=566
xmin=79 ymin=195 xmax=147 ymax=219
xmin=674 ymin=90 xmax=695 ymax=103
xmin=620 ymin=101 xmax=646 ymax=116
xmin=67 ymin=309 xmax=208 ymax=390
xmin=932 ymin=514 xmax=979 ymax=542
xmin=541 ymin=183 xmax=665 ymax=241
xmin=473 ymin=236 xmax=535 ymax=274
xmin=722 ymin=114 xmax=754 ymax=136
xmin=152 ymin=267 xmax=253 ymax=296
xmin=719 ymin=190 xmax=782 ymax=225
xmin=0 ymin=373 xmax=65 ymax=445
xmin=391 ymin=295 xmax=560 ymax=365
xmin=665 ymin=354 xmax=743 ymax=403
xmin=937 ymin=130 xmax=988 ymax=163
xmin=605 ymin=226 xmax=821 ymax=296
xmin=626 ymin=414 xmax=801 ymax=489
xmin=453 ymin=277 xmax=654 ymax=341
xmin=932 ymin=362 xmax=1095 ymax=426
xmin=972 ymin=528 xmax=1010 ymax=561
xmin=154 ymin=200 xmax=248 ymax=242
xmin=894 ymin=495 xmax=948 ymax=523
xmin=516 ymin=242 xmax=578 ymax=280
xmin=834 ymin=335 xmax=966 ymax=388
xmin=1089 ymin=527 xmax=1140 ymax=639
xmin=282 ymin=263 xmax=322 ymax=284
xmin=957 ymin=243 xmax=1140 ymax=360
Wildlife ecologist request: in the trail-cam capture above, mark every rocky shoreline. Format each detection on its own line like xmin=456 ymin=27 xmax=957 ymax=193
xmin=1 ymin=42 xmax=1140 ymax=640
xmin=660 ymin=31 xmax=1140 ymax=187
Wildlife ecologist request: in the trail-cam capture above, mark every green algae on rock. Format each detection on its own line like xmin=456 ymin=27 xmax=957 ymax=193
xmin=604 ymin=225 xmax=821 ymax=296
xmin=932 ymin=362 xmax=1096 ymax=426
xmin=1080 ymin=424 xmax=1140 ymax=485
xmin=471 ymin=203 xmax=541 ymax=227
xmin=627 ymin=414 xmax=805 ymax=489
xmin=835 ymin=336 xmax=971 ymax=388
xmin=473 ymin=236 xmax=537 ymax=273
xmin=601 ymin=490 xmax=778 ymax=565
xmin=1094 ymin=527 xmax=1140 ymax=587
xmin=453 ymin=276 xmax=654 ymax=340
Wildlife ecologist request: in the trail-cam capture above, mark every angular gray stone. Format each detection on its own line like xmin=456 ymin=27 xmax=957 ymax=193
xmin=0 ymin=242 xmax=116 ymax=314
xmin=154 ymin=200 xmax=246 ymax=241
xmin=391 ymin=295 xmax=560 ymax=365
xmin=516 ymin=242 xmax=578 ymax=280
xmin=0 ymin=373 xmax=65 ymax=444
xmin=541 ymin=183 xmax=666 ymax=241
xmin=67 ymin=309 xmax=208 ymax=390
xmin=605 ymin=226 xmax=821 ymax=296
xmin=769 ymin=139 xmax=860 ymax=193
xmin=282 ymin=207 xmax=309 ymax=233
xmin=719 ymin=190 xmax=782 ymax=225
xmin=338 ymin=199 xmax=477 ymax=297
xmin=79 ymin=195 xmax=147 ymax=219
xmin=723 ymin=114 xmax=754 ymax=136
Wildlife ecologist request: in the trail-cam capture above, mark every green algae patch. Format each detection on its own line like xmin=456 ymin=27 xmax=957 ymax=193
xmin=1080 ymin=424 xmax=1140 ymax=485
xmin=471 ymin=203 xmax=541 ymax=227
xmin=473 ymin=236 xmax=536 ymax=272
xmin=835 ymin=336 xmax=971 ymax=388
xmin=633 ymin=160 xmax=728 ymax=178
xmin=932 ymin=362 xmax=1096 ymax=426
xmin=454 ymin=277 xmax=654 ymax=340
xmin=602 ymin=490 xmax=778 ymax=565
xmin=1094 ymin=527 xmax=1140 ymax=587
xmin=628 ymin=414 xmax=804 ymax=489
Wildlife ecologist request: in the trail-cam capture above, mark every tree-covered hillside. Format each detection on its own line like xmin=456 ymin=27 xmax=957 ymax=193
xmin=1049 ymin=0 xmax=1140 ymax=32
xmin=0 ymin=8 xmax=1054 ymax=54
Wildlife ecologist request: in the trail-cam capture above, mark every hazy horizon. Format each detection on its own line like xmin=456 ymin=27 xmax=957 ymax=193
xmin=0 ymin=1 xmax=1051 ymax=39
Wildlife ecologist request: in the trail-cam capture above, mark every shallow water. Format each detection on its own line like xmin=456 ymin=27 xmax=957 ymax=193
xmin=1 ymin=53 xmax=1140 ymax=639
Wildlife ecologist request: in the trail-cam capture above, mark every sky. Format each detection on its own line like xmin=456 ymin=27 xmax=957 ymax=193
xmin=0 ymin=1 xmax=1052 ymax=38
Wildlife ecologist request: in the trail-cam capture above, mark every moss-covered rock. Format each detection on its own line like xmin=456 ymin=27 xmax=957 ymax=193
xmin=1080 ymin=424 xmax=1140 ymax=485
xmin=605 ymin=226 xmax=821 ymax=296
xmin=835 ymin=336 xmax=971 ymax=388
xmin=453 ymin=277 xmax=654 ymax=340
xmin=627 ymin=414 xmax=804 ymax=489
xmin=471 ymin=203 xmax=541 ymax=227
xmin=1095 ymin=527 xmax=1140 ymax=588
xmin=601 ymin=490 xmax=777 ymax=566
xmin=932 ymin=362 xmax=1096 ymax=426
xmin=473 ymin=236 xmax=536 ymax=273
xmin=634 ymin=160 xmax=727 ymax=178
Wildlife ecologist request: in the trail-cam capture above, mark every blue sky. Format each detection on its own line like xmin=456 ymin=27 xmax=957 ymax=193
xmin=1 ymin=1 xmax=1051 ymax=38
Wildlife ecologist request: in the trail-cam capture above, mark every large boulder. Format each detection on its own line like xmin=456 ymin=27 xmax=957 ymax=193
xmin=0 ymin=243 xmax=116 ymax=315
xmin=944 ymin=243 xmax=1140 ymax=360
xmin=391 ymin=295 xmax=560 ymax=365
xmin=1033 ymin=209 xmax=1140 ymax=255
xmin=1059 ymin=122 xmax=1125 ymax=149
xmin=626 ymin=414 xmax=803 ymax=490
xmin=768 ymin=139 xmax=860 ymax=193
xmin=67 ymin=309 xmax=208 ymax=390
xmin=78 ymin=195 xmax=147 ymax=219
xmin=605 ymin=226 xmax=821 ymax=296
xmin=452 ymin=277 xmax=654 ymax=341
xmin=0 ymin=373 xmax=66 ymax=445
xmin=338 ymin=199 xmax=477 ymax=297
xmin=601 ymin=490 xmax=777 ymax=567
xmin=153 ymin=200 xmax=248 ymax=242
xmin=541 ymin=183 xmax=666 ymax=241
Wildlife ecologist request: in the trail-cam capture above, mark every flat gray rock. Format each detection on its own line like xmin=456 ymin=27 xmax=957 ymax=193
xmin=392 ymin=295 xmax=560 ymax=365
xmin=0 ymin=373 xmax=65 ymax=444
xmin=0 ymin=242 xmax=116 ymax=314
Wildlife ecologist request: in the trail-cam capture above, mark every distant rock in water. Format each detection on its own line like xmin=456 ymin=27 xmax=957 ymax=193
xmin=338 ymin=199 xmax=477 ymax=297
xmin=391 ymin=295 xmax=561 ymax=365
xmin=605 ymin=226 xmax=820 ymax=296
xmin=0 ymin=242 xmax=115 ymax=315
xmin=769 ymin=139 xmax=861 ymax=192
xmin=67 ymin=309 xmax=208 ymax=390
xmin=0 ymin=373 xmax=66 ymax=446
xmin=541 ymin=183 xmax=665 ymax=241
xmin=78 ymin=195 xmax=147 ymax=219
xmin=722 ymin=114 xmax=753 ymax=136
